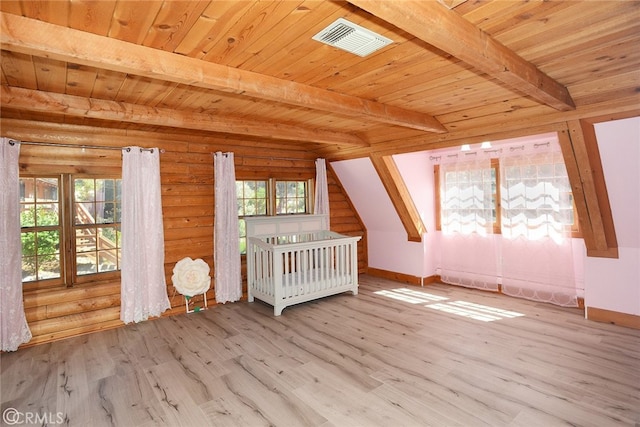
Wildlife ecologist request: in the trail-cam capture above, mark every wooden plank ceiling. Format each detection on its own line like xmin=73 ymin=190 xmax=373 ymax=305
xmin=1 ymin=0 xmax=639 ymax=159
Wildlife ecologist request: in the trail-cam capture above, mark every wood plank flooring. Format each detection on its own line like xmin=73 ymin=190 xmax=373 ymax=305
xmin=2 ymin=275 xmax=640 ymax=426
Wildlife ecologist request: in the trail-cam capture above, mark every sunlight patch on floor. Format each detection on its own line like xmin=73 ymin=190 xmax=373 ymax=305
xmin=375 ymin=288 xmax=525 ymax=322
xmin=427 ymin=301 xmax=525 ymax=322
xmin=374 ymin=288 xmax=449 ymax=304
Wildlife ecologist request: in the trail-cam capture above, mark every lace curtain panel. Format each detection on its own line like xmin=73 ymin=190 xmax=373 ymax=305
xmin=214 ymin=152 xmax=242 ymax=304
xmin=439 ymin=157 xmax=499 ymax=291
xmin=120 ymin=147 xmax=170 ymax=324
xmin=0 ymin=138 xmax=32 ymax=351
xmin=500 ymin=145 xmax=579 ymax=306
xmin=314 ymin=158 xmax=330 ymax=226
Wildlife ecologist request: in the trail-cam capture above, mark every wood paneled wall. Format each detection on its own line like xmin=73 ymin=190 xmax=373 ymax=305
xmin=8 ymin=122 xmax=367 ymax=347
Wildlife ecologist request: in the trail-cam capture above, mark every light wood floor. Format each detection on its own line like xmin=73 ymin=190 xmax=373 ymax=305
xmin=2 ymin=275 xmax=640 ymax=426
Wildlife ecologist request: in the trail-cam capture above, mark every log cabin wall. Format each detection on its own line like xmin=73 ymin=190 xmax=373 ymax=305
xmin=9 ymin=122 xmax=367 ymax=347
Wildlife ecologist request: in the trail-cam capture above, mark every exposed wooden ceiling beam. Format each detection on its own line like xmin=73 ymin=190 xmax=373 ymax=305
xmin=0 ymin=12 xmax=446 ymax=134
xmin=1 ymin=86 xmax=368 ymax=147
xmin=348 ymin=0 xmax=576 ymax=111
xmin=370 ymin=154 xmax=426 ymax=242
xmin=558 ymin=121 xmax=618 ymax=258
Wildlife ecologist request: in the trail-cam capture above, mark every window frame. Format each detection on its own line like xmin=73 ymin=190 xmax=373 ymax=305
xmin=274 ymin=179 xmax=311 ymax=215
xmin=237 ymin=179 xmax=270 ymax=255
xmin=19 ymin=173 xmax=122 ymax=291
xmin=236 ymin=178 xmax=314 ymax=254
xmin=19 ymin=175 xmax=65 ymax=290
xmin=435 ymin=158 xmax=580 ymax=237
xmin=71 ymin=175 xmax=122 ymax=285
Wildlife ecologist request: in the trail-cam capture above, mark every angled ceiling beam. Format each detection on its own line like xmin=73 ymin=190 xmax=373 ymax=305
xmin=0 ymin=12 xmax=446 ymax=134
xmin=348 ymin=0 xmax=576 ymax=111
xmin=370 ymin=154 xmax=426 ymax=242
xmin=1 ymin=86 xmax=368 ymax=147
xmin=557 ymin=121 xmax=618 ymax=258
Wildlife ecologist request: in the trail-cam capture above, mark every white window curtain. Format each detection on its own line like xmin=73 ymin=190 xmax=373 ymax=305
xmin=314 ymin=158 xmax=330 ymax=225
xmin=214 ymin=152 xmax=242 ymax=304
xmin=120 ymin=147 xmax=170 ymax=324
xmin=1 ymin=138 xmax=32 ymax=351
xmin=501 ymin=143 xmax=579 ymax=306
xmin=439 ymin=157 xmax=499 ymax=291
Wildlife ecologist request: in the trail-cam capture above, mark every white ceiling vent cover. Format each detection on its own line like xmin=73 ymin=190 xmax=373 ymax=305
xmin=312 ymin=18 xmax=393 ymax=57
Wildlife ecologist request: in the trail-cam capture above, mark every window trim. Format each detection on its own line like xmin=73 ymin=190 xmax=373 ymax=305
xmin=237 ymin=178 xmax=314 ymax=255
xmin=237 ymin=178 xmax=314 ymax=218
xmin=435 ymin=158 xmax=580 ymax=237
xmin=19 ymin=174 xmax=65 ymax=291
xmin=71 ymin=175 xmax=122 ymax=285
xmin=274 ymin=179 xmax=312 ymax=215
xmin=20 ymin=173 xmax=122 ymax=291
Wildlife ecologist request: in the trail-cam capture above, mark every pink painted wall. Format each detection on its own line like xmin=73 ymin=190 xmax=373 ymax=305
xmin=331 ymin=157 xmax=427 ymax=278
xmin=392 ymin=151 xmax=438 ymax=278
xmin=586 ymin=117 xmax=640 ymax=315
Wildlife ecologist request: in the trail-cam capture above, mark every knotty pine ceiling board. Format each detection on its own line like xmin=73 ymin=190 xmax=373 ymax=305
xmin=463 ymin=0 xmax=572 ymax=34
xmin=355 ymin=58 xmax=473 ymax=104
xmin=140 ymin=1 xmax=210 ymax=51
xmin=113 ymin=75 xmax=173 ymax=106
xmin=224 ymin=1 xmax=344 ymax=72
xmin=197 ymin=1 xmax=304 ymax=66
xmin=267 ymin=4 xmax=401 ymax=77
xmin=67 ymin=0 xmax=116 ymax=35
xmin=544 ymin=43 xmax=640 ymax=87
xmin=437 ymin=96 xmax=542 ymax=126
xmin=93 ymin=69 xmax=133 ymax=102
xmin=285 ymin=24 xmax=412 ymax=88
xmin=19 ymin=1 xmax=69 ymax=26
xmin=172 ymin=1 xmax=250 ymax=59
xmin=496 ymin=2 xmax=638 ymax=52
xmin=307 ymin=43 xmax=443 ymax=98
xmin=64 ymin=63 xmax=97 ymax=98
xmin=570 ymin=70 xmax=640 ymax=105
xmin=109 ymin=1 xmax=164 ymax=44
xmin=238 ymin=6 xmax=356 ymax=78
xmin=1 ymin=50 xmax=37 ymax=89
xmin=33 ymin=57 xmax=67 ymax=93
xmin=403 ymin=76 xmax=529 ymax=110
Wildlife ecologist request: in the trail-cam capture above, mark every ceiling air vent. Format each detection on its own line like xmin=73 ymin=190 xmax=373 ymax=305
xmin=312 ymin=18 xmax=393 ymax=57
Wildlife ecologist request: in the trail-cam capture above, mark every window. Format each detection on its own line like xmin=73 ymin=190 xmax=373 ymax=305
xmin=20 ymin=174 xmax=122 ymax=288
xmin=435 ymin=154 xmax=579 ymax=237
xmin=275 ymin=180 xmax=308 ymax=214
xmin=237 ymin=180 xmax=268 ymax=254
xmin=436 ymin=160 xmax=499 ymax=235
xmin=73 ymin=178 xmax=122 ymax=278
xmin=20 ymin=177 xmax=62 ymax=284
xmin=501 ymin=151 xmax=579 ymax=239
xmin=236 ymin=178 xmax=312 ymax=253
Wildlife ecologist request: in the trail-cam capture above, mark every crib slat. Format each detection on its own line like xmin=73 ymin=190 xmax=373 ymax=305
xmin=264 ymin=249 xmax=271 ymax=296
xmin=312 ymin=248 xmax=318 ymax=293
xmin=297 ymin=249 xmax=302 ymax=296
xmin=341 ymin=243 xmax=347 ymax=284
xmin=330 ymin=244 xmax=336 ymax=289
xmin=284 ymin=250 xmax=290 ymax=299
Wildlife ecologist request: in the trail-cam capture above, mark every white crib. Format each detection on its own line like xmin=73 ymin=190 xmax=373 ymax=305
xmin=246 ymin=215 xmax=361 ymax=316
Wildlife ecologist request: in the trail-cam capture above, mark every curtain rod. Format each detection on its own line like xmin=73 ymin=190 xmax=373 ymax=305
xmin=7 ymin=139 xmax=164 ymax=153
xmin=214 ymin=153 xmax=316 ymax=162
